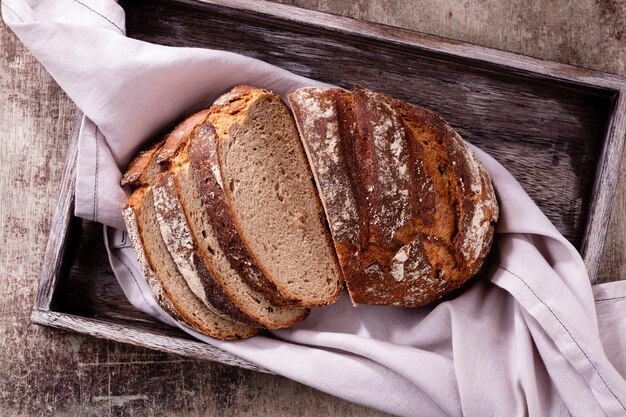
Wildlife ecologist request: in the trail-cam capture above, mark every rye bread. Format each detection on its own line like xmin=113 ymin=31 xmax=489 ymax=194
xmin=209 ymin=86 xmax=342 ymax=307
xmin=121 ymin=140 xmax=258 ymax=339
xmin=158 ymin=121 xmax=310 ymax=329
xmin=186 ymin=123 xmax=284 ymax=302
xmin=151 ymin=171 xmax=261 ymax=327
xmin=288 ymin=86 xmax=499 ymax=307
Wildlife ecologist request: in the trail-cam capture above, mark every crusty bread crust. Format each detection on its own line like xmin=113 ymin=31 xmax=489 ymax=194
xmin=156 ymin=109 xmax=211 ymax=164
xmin=289 ymin=86 xmax=498 ymax=307
xmin=122 ymin=203 xmax=182 ymax=321
xmin=120 ymin=138 xmax=167 ymax=187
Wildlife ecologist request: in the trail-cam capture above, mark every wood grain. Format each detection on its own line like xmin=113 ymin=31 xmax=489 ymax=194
xmin=580 ymin=93 xmax=626 ymax=281
xmin=34 ymin=113 xmax=80 ymax=312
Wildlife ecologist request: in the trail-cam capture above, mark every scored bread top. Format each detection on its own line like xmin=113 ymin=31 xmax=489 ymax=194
xmin=389 ymin=95 xmax=499 ymax=277
xmin=288 ymin=86 xmax=498 ymax=307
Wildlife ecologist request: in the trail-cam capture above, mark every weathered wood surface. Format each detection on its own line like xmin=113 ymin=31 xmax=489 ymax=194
xmin=2 ymin=1 xmax=625 ymax=416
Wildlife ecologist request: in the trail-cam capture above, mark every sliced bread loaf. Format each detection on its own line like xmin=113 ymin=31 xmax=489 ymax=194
xmin=122 ymin=135 xmax=258 ymax=340
xmin=152 ymin=171 xmax=261 ymax=327
xmin=288 ymin=86 xmax=498 ymax=307
xmin=208 ymin=86 xmax=342 ymax=307
xmin=160 ymin=121 xmax=310 ymax=329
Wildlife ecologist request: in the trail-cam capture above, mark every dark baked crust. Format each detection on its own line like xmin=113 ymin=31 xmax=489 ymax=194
xmin=156 ymin=110 xmax=211 ymax=164
xmin=289 ymin=85 xmax=498 ymax=307
xmin=390 ymin=96 xmax=498 ymax=279
xmin=120 ymin=138 xmax=166 ymax=187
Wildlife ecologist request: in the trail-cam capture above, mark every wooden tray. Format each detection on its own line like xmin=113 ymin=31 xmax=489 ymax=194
xmin=32 ymin=0 xmax=626 ymax=372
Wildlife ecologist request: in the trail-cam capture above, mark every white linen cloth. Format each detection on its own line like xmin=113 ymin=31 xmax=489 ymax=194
xmin=4 ymin=1 xmax=626 ymax=416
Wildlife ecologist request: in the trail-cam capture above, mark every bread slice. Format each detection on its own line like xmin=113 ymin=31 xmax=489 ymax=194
xmin=286 ymin=88 xmax=361 ymax=268
xmin=122 ymin=202 xmax=182 ymax=322
xmin=147 ymin=111 xmax=269 ymax=325
xmin=152 ymin=171 xmax=260 ymax=327
xmin=288 ymin=86 xmax=498 ymax=307
xmin=160 ymin=121 xmax=310 ymax=329
xmin=209 ymin=86 xmax=342 ymax=307
xmin=121 ymin=136 xmax=258 ymax=340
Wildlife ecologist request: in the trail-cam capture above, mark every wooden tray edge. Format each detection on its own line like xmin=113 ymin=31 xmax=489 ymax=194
xmin=582 ymin=93 xmax=626 ymax=282
xmin=33 ymin=112 xmax=81 ymax=312
xmin=191 ymin=0 xmax=626 ymax=92
xmin=31 ymin=308 xmax=273 ymax=374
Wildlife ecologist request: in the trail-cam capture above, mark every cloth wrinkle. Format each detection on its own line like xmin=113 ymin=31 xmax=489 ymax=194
xmin=495 ymin=262 xmax=626 ymax=412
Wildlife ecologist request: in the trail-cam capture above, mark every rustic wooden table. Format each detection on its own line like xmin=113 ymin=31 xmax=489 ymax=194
xmin=1 ymin=1 xmax=624 ymax=416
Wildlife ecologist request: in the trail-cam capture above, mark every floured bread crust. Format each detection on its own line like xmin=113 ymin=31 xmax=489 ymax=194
xmin=289 ymin=86 xmax=498 ymax=307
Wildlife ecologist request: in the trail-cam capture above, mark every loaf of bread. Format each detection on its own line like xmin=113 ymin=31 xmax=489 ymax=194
xmin=288 ymin=86 xmax=499 ymax=307
xmin=121 ymin=84 xmax=499 ymax=339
